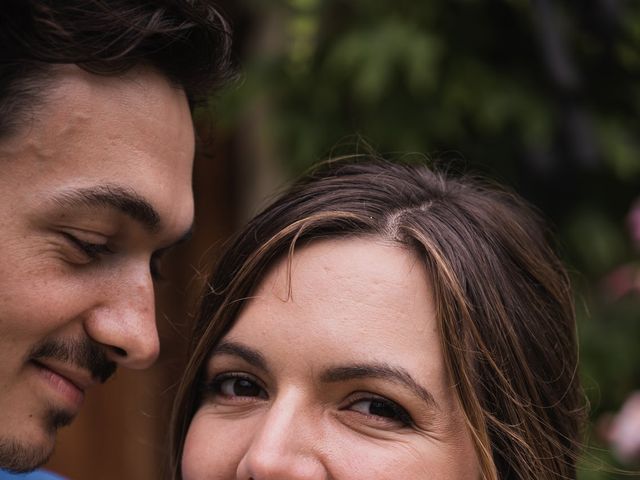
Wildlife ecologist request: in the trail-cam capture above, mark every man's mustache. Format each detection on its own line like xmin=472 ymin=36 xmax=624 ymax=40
xmin=29 ymin=338 xmax=117 ymax=384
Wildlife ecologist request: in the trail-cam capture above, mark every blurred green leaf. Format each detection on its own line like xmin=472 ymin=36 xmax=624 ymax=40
xmin=598 ymin=119 xmax=640 ymax=180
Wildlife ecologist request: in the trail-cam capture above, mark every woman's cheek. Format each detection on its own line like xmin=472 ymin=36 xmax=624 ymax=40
xmin=181 ymin=409 xmax=248 ymax=480
xmin=327 ymin=435 xmax=476 ymax=480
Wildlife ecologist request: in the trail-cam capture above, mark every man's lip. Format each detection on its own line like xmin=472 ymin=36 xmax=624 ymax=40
xmin=31 ymin=359 xmax=98 ymax=392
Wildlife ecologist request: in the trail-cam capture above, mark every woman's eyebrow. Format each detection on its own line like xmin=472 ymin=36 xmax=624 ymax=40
xmin=209 ymin=341 xmax=268 ymax=371
xmin=320 ymin=363 xmax=438 ymax=409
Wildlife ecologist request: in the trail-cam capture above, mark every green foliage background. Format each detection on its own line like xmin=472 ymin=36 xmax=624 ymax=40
xmin=216 ymin=1 xmax=640 ymax=477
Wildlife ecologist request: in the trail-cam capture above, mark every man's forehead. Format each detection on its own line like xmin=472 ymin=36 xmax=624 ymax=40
xmin=0 ymin=64 xmax=193 ymax=157
xmin=47 ymin=64 xmax=184 ymax=108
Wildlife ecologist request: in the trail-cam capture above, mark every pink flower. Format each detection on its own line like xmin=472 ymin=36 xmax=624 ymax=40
xmin=604 ymin=392 xmax=640 ymax=464
xmin=628 ymin=198 xmax=640 ymax=251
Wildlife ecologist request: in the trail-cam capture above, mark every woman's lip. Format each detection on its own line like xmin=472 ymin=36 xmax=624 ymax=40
xmin=31 ymin=360 xmax=92 ymax=409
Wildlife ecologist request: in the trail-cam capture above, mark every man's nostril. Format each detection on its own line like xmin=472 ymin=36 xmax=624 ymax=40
xmin=111 ymin=346 xmax=127 ymax=357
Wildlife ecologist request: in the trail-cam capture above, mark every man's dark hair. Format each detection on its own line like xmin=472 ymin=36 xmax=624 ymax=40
xmin=0 ymin=0 xmax=234 ymax=138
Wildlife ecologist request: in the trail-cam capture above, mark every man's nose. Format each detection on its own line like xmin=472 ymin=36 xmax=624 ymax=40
xmin=83 ymin=265 xmax=159 ymax=369
xmin=235 ymin=395 xmax=327 ymax=480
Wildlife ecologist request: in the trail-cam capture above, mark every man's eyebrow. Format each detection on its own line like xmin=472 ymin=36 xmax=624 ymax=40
xmin=320 ymin=363 xmax=438 ymax=409
xmin=52 ymin=185 xmax=161 ymax=232
xmin=209 ymin=341 xmax=268 ymax=371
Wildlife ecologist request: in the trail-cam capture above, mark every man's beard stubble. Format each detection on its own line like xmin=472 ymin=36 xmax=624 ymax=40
xmin=0 ymin=439 xmax=53 ymax=474
xmin=0 ymin=338 xmax=116 ymax=472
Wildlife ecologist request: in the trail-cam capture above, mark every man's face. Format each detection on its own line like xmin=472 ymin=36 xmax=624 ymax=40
xmin=0 ymin=66 xmax=195 ymax=471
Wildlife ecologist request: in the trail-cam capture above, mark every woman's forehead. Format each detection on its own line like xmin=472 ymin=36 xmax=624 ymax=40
xmin=259 ymin=237 xmax=429 ymax=300
xmin=225 ymin=237 xmax=442 ymax=370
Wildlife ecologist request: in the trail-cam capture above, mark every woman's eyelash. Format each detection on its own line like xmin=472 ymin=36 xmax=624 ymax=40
xmin=200 ymin=373 xmax=413 ymax=427
xmin=347 ymin=395 xmax=414 ymax=427
xmin=63 ymin=232 xmax=113 ymax=259
xmin=203 ymin=373 xmax=268 ymax=400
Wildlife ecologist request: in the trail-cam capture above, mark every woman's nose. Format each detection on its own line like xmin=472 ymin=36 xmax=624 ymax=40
xmin=236 ymin=396 xmax=328 ymax=480
xmin=83 ymin=264 xmax=159 ymax=369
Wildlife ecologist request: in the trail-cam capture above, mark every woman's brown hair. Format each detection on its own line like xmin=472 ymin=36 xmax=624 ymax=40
xmin=170 ymin=158 xmax=585 ymax=479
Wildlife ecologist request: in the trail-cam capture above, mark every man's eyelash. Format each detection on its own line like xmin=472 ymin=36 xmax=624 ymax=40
xmin=63 ymin=232 xmax=113 ymax=259
xmin=63 ymin=232 xmax=168 ymax=281
xmin=150 ymin=251 xmax=165 ymax=281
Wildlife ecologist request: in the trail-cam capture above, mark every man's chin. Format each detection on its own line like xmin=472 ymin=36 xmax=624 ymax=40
xmin=0 ymin=437 xmax=54 ymax=473
xmin=0 ymin=408 xmax=74 ymax=472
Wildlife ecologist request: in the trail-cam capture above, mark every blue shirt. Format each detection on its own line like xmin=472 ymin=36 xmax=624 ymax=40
xmin=0 ymin=471 xmax=65 ymax=480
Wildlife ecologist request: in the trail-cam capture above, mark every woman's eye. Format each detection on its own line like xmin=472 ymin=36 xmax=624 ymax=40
xmin=210 ymin=375 xmax=267 ymax=400
xmin=348 ymin=397 xmax=413 ymax=427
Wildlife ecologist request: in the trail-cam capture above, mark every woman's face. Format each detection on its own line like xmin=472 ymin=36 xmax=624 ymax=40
xmin=182 ymin=238 xmax=480 ymax=479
